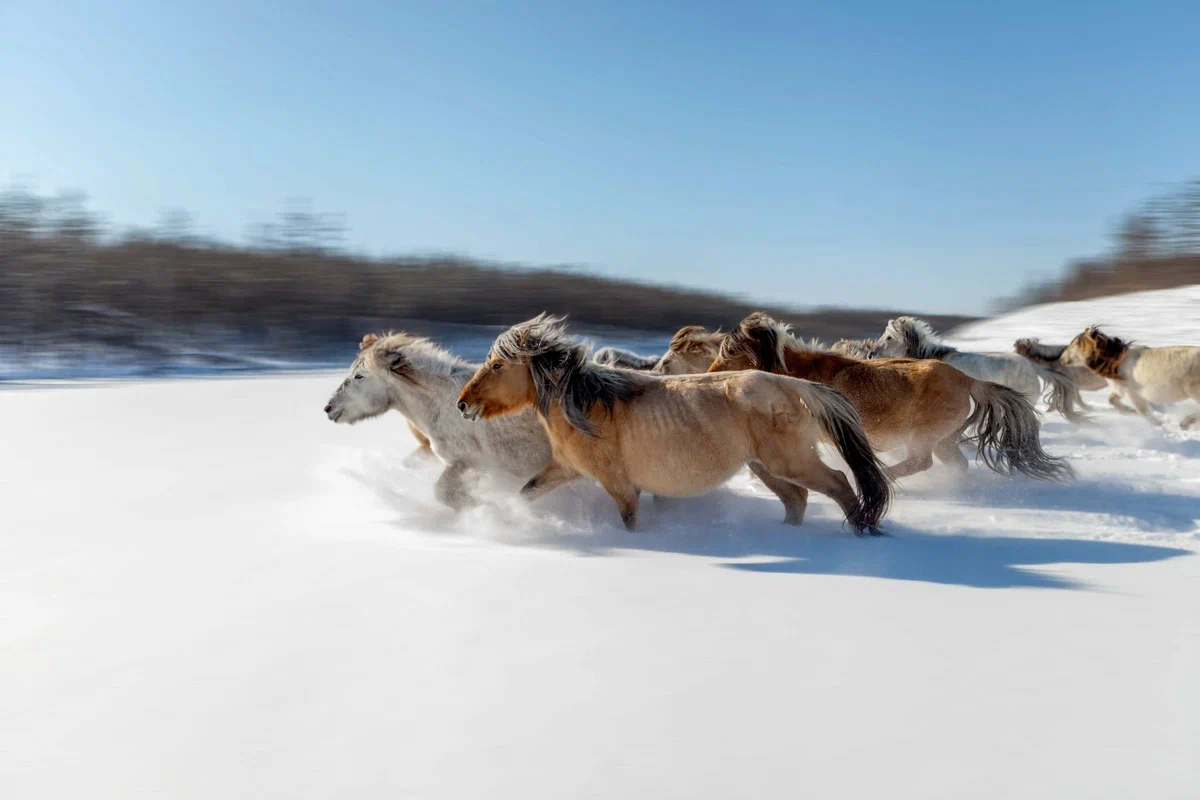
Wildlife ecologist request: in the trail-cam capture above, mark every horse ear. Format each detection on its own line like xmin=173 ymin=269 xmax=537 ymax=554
xmin=380 ymin=347 xmax=408 ymax=375
xmin=360 ymin=333 xmax=379 ymax=351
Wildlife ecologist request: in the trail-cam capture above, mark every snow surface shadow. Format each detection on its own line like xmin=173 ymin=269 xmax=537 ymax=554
xmin=913 ymin=472 xmax=1200 ymax=533
xmin=501 ymin=488 xmax=1191 ymax=591
xmin=343 ymin=453 xmax=1191 ymax=590
xmin=716 ymin=531 xmax=1190 ymax=590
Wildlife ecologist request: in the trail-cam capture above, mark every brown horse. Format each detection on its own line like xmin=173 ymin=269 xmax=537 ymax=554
xmin=708 ymin=313 xmax=1074 ymax=482
xmin=457 ymin=314 xmax=893 ymax=534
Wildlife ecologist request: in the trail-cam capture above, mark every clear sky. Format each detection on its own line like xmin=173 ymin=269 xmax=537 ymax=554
xmin=2 ymin=0 xmax=1198 ymax=314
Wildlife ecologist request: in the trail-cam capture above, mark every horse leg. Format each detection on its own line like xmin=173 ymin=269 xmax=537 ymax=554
xmin=1126 ymin=390 xmax=1162 ymax=427
xmin=1108 ymin=392 xmax=1137 ymax=414
xmin=520 ymin=460 xmax=581 ymax=502
xmin=933 ymin=434 xmax=969 ymax=473
xmin=434 ymin=462 xmax=474 ymax=510
xmin=756 ymin=449 xmax=861 ymax=532
xmin=597 ymin=476 xmax=640 ymax=531
xmin=748 ymin=460 xmax=809 ymax=525
xmin=884 ymin=443 xmax=934 ymax=479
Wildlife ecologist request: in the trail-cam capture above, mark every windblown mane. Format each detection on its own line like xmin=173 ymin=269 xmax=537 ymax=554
xmin=1074 ymin=326 xmax=1130 ymax=380
xmin=831 ymin=338 xmax=879 ymax=359
xmin=492 ymin=314 xmax=644 ymax=435
xmin=718 ymin=312 xmax=796 ymax=372
xmin=592 ymin=346 xmax=660 ymax=371
xmin=667 ymin=325 xmax=725 ymax=355
xmin=1013 ymin=338 xmax=1067 ymax=364
xmin=887 ymin=317 xmax=956 ymax=360
xmin=359 ymin=331 xmax=471 ymax=380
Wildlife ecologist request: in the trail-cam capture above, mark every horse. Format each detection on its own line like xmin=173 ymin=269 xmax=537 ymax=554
xmin=653 ymin=325 xmax=726 ymax=374
xmin=1060 ymin=327 xmax=1200 ymax=428
xmin=708 ymin=313 xmax=1074 ymax=481
xmin=456 ymin=314 xmax=892 ymax=535
xmin=874 ymin=316 xmax=1087 ymax=422
xmin=830 ymin=338 xmax=880 ymax=360
xmin=1013 ymin=337 xmax=1113 ymax=416
xmin=592 ymin=346 xmax=661 ymax=371
xmin=324 ymin=332 xmax=552 ymax=508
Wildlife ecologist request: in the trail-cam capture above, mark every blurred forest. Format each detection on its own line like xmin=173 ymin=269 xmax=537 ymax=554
xmin=6 ymin=179 xmax=1197 ymax=376
xmin=999 ymin=178 xmax=1200 ymax=309
xmin=0 ymin=186 xmax=971 ymax=372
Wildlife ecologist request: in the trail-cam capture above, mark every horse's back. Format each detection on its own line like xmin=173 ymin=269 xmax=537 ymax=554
xmin=948 ymin=351 xmax=1040 ymax=396
xmin=611 ymin=375 xmax=763 ymax=496
xmin=1129 ymin=346 xmax=1200 ymax=400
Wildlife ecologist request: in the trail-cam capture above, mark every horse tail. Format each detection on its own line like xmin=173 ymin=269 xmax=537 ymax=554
xmin=965 ymin=380 xmax=1075 ymax=482
xmin=592 ymin=347 xmax=660 ymax=371
xmin=1031 ymin=362 xmax=1090 ymax=423
xmin=793 ymin=381 xmax=893 ymax=533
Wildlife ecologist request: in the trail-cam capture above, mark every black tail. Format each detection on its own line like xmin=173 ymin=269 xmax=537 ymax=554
xmin=799 ymin=382 xmax=893 ymax=534
xmin=965 ymin=381 xmax=1075 ymax=481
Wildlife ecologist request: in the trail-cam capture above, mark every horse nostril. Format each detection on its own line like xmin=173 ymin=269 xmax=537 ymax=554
xmin=457 ymin=401 xmax=468 ymax=413
xmin=324 ymin=405 xmax=333 ymax=413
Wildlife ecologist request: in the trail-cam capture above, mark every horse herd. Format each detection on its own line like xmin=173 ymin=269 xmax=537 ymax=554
xmin=323 ymin=312 xmax=1200 ymax=536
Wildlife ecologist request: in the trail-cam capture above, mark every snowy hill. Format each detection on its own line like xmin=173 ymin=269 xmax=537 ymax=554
xmin=3 ymin=289 xmax=1199 ymax=799
xmin=949 ymin=284 xmax=1200 ymax=351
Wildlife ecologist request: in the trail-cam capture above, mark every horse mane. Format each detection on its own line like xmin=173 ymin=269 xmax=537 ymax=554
xmin=592 ymin=346 xmax=660 ymax=371
xmin=1075 ymin=326 xmax=1130 ymax=380
xmin=492 ymin=314 xmax=644 ymax=435
xmin=1013 ymin=338 xmax=1067 ymax=364
xmin=667 ymin=325 xmax=725 ymax=355
xmin=360 ymin=331 xmax=471 ymax=380
xmin=888 ymin=317 xmax=956 ymax=360
xmin=719 ymin=312 xmax=796 ymax=372
xmin=831 ymin=338 xmax=879 ymax=359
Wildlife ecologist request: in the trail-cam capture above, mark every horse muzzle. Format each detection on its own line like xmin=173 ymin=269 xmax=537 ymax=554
xmin=457 ymin=400 xmax=480 ymax=421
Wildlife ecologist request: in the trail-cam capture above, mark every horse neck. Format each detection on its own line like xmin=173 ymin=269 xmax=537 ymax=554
xmin=535 ymin=402 xmax=586 ymax=448
xmin=387 ymin=367 xmax=471 ymax=432
xmin=781 ymin=347 xmax=853 ymax=382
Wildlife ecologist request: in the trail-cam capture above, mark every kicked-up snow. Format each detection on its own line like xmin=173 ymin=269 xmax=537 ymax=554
xmin=3 ymin=289 xmax=1199 ymax=798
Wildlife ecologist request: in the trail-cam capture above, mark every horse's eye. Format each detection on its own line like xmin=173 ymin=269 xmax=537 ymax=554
xmin=354 ymin=374 xmax=364 ymax=380
xmin=491 ymin=362 xmax=503 ymax=371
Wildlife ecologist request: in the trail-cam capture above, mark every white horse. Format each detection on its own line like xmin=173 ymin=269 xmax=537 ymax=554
xmin=874 ymin=316 xmax=1087 ymax=422
xmin=324 ymin=332 xmax=552 ymax=507
xmin=1013 ymin=338 xmax=1108 ymax=393
xmin=1060 ymin=326 xmax=1200 ymax=428
xmin=593 ymin=346 xmax=661 ymax=371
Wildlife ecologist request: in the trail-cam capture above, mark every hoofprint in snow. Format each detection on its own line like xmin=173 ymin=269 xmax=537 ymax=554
xmin=3 ymin=291 xmax=1199 ymax=799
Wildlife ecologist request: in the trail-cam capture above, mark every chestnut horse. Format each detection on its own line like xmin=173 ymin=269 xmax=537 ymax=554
xmin=457 ymin=314 xmax=892 ymax=534
xmin=708 ymin=313 xmax=1074 ymax=482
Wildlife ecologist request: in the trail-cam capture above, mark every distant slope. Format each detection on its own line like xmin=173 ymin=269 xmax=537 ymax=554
xmin=949 ymin=284 xmax=1200 ymax=351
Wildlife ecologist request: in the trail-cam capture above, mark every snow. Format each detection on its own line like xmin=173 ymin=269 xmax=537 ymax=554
xmin=950 ymin=284 xmax=1200 ymax=351
xmin=3 ymin=290 xmax=1200 ymax=799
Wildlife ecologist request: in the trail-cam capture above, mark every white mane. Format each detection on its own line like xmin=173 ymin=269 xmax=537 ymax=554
xmin=887 ymin=317 xmax=956 ymax=360
xmin=365 ymin=331 xmax=472 ymax=378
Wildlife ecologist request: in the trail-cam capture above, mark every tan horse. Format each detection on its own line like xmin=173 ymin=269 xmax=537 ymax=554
xmin=457 ymin=314 xmax=893 ymax=535
xmin=707 ymin=313 xmax=1074 ymax=482
xmin=830 ymin=338 xmax=880 ymax=360
xmin=1060 ymin=327 xmax=1200 ymax=428
xmin=653 ymin=325 xmax=725 ymax=374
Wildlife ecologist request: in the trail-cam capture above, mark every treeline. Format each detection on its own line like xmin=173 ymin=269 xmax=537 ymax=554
xmin=1002 ymin=179 xmax=1200 ymax=309
xmin=0 ymin=187 xmax=971 ymax=363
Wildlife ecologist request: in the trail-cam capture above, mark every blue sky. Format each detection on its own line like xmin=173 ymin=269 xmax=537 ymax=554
xmin=2 ymin=0 xmax=1198 ymax=314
